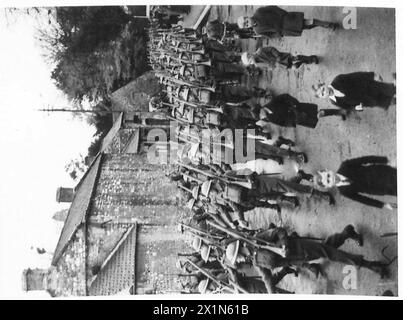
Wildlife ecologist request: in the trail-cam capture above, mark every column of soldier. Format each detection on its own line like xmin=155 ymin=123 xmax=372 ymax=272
xmin=146 ymin=17 xmax=395 ymax=295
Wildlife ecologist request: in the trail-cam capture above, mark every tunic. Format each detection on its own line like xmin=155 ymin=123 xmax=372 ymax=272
xmin=255 ymin=47 xmax=293 ymax=68
xmin=252 ymin=6 xmax=305 ymax=37
xmin=264 ymin=94 xmax=319 ymax=128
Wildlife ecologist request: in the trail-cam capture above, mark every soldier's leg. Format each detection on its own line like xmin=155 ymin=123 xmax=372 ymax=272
xmin=321 ymin=245 xmax=389 ymax=277
xmin=292 ymin=55 xmax=319 ymax=68
xmin=271 ymin=266 xmax=299 ymax=286
xmin=255 ymin=141 xmax=305 ymax=164
xmin=303 ymin=19 xmax=338 ymax=30
xmin=318 ymin=108 xmax=348 ymax=120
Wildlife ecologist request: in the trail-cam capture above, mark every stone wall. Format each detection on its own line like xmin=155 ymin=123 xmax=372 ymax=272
xmin=49 ymin=229 xmax=86 ymax=296
xmin=85 ymin=152 xmax=188 ymax=294
xmin=136 ymin=225 xmax=189 ymax=294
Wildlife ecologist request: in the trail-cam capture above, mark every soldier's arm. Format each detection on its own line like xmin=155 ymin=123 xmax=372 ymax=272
xmin=342 ymin=156 xmax=388 ymax=167
xmin=340 ymin=188 xmax=385 ymax=208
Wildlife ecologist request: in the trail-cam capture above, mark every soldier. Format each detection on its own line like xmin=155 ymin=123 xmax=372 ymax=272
xmin=241 ymin=47 xmax=318 ymax=69
xmin=227 ymin=157 xmax=313 ymax=183
xmin=259 ymin=94 xmax=322 ymax=129
xmin=225 ymin=224 xmax=389 ymax=280
xmin=246 ymin=171 xmax=335 ymax=206
xmin=205 ymin=19 xmax=256 ymax=41
xmin=237 ymin=6 xmax=338 ymax=38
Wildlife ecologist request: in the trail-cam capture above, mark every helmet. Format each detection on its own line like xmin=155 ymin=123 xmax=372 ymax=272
xmin=198 ymin=279 xmax=209 ymax=294
xmin=241 ymin=52 xmax=255 ymax=66
xmin=186 ymin=198 xmax=196 ymax=210
xmin=149 ymin=96 xmax=160 ymax=112
xmin=225 ymin=240 xmax=240 ymax=266
xmin=192 ymin=186 xmax=200 ymax=199
xmin=192 ymin=236 xmax=202 ymax=251
xmin=201 ymin=180 xmax=212 ymax=197
xmin=200 ymin=244 xmax=211 ymax=262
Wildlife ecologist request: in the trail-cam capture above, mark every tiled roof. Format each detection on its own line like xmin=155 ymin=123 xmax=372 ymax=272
xmin=88 ymin=224 xmax=137 ymax=296
xmin=51 ymin=155 xmax=103 ymax=265
xmin=100 ymin=113 xmax=123 ymax=153
xmin=52 ymin=114 xmax=124 ymax=266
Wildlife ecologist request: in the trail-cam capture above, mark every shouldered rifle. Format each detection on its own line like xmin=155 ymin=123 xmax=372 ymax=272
xmin=206 ymin=220 xmax=287 ymax=258
xmin=177 ymin=161 xmax=252 ymax=189
xmin=179 ymin=222 xmax=223 ymax=240
xmin=167 ymin=97 xmax=224 ymax=114
xmin=156 ymin=72 xmax=216 ymax=92
xmin=185 ymin=258 xmax=236 ymax=294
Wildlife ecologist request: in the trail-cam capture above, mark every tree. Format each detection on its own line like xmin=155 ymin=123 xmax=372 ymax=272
xmin=37 ymin=6 xmax=150 ymax=104
xmin=65 ymin=154 xmax=88 ymax=181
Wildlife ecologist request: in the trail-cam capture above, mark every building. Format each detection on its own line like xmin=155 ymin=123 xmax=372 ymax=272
xmin=43 ymin=111 xmax=189 ymax=296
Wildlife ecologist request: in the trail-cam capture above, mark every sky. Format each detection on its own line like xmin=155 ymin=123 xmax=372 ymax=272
xmin=0 ymin=8 xmax=95 ymax=298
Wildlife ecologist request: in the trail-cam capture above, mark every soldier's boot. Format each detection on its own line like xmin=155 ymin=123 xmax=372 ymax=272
xmin=302 ymin=262 xmax=325 ymax=278
xmin=311 ymin=189 xmax=335 ymax=205
xmin=343 ymin=224 xmax=364 ymax=247
xmin=292 ymin=55 xmax=319 ymax=68
xmin=280 ymin=195 xmax=300 ymax=208
xmin=362 ymin=261 xmax=389 ymax=279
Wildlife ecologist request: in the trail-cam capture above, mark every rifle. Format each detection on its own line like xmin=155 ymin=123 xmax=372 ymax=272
xmin=167 ymin=98 xmax=224 ymax=114
xmin=185 ymin=258 xmax=236 ymax=294
xmin=177 ymin=161 xmax=252 ymax=189
xmin=179 ymin=222 xmax=223 ymax=240
xmin=156 ymin=72 xmax=216 ymax=92
xmin=176 ymin=128 xmax=235 ymax=149
xmin=206 ymin=220 xmax=287 ymax=258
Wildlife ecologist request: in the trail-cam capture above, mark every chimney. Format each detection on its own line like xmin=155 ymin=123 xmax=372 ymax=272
xmin=56 ymin=187 xmax=74 ymax=203
xmin=22 ymin=268 xmax=49 ymax=291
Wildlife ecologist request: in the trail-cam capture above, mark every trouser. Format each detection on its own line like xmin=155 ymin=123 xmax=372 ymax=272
xmin=292 ymin=55 xmax=318 ymax=68
xmin=319 ymin=108 xmax=346 ymax=116
xmin=253 ymin=140 xmax=303 ymax=163
xmin=303 ymin=19 xmax=335 ymax=29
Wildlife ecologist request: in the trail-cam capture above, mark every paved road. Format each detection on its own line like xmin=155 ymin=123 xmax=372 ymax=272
xmin=208 ymin=5 xmax=397 ymax=296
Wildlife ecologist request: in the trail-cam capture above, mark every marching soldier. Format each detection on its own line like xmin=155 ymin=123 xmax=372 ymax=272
xmin=241 ymin=47 xmax=318 ymax=69
xmin=225 ymin=224 xmax=390 ymax=279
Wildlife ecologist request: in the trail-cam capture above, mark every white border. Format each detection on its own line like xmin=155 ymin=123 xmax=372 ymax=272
xmin=0 ymin=0 xmax=400 ymax=300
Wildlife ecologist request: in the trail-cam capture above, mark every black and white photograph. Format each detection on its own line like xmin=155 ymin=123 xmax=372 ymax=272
xmin=0 ymin=1 xmax=399 ymax=300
